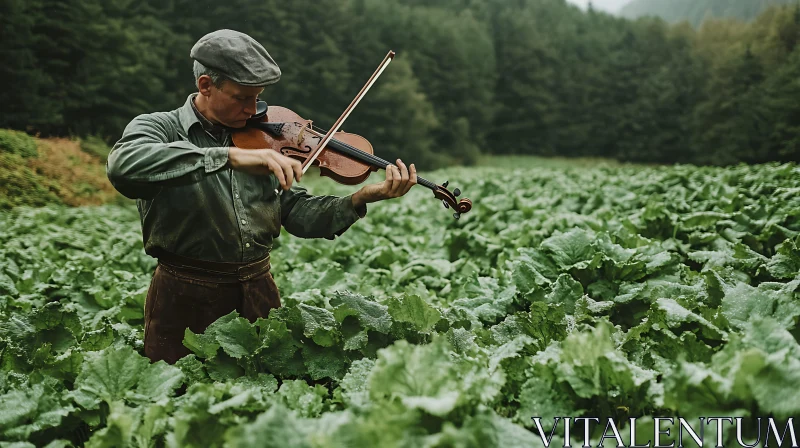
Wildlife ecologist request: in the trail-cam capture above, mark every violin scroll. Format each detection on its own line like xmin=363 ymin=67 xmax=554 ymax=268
xmin=433 ymin=180 xmax=472 ymax=219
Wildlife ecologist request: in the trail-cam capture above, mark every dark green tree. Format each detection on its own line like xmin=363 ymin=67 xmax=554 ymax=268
xmin=692 ymin=46 xmax=768 ymax=164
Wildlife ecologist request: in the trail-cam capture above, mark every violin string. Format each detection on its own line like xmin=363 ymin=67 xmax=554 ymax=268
xmin=308 ymin=125 xmax=440 ymax=191
xmin=262 ymin=121 xmax=443 ymax=194
xmin=329 ymin=137 xmax=439 ymax=191
xmin=310 ymin=125 xmax=390 ymax=167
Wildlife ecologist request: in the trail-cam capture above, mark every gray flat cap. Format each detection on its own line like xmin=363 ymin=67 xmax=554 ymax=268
xmin=190 ymin=29 xmax=281 ymax=86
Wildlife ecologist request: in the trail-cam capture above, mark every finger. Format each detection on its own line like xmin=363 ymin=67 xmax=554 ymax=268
xmin=270 ymin=161 xmax=287 ymax=190
xmin=394 ymin=159 xmax=407 ymax=191
xmin=385 ymin=163 xmax=396 ymax=182
xmin=402 ymin=163 xmax=417 ymax=195
xmin=281 ymin=161 xmax=294 ymax=190
xmin=396 ymin=160 xmax=409 ymax=196
xmin=390 ymin=163 xmax=402 ymax=194
xmin=398 ymin=159 xmax=409 ymax=182
xmin=291 ymin=159 xmax=303 ymax=182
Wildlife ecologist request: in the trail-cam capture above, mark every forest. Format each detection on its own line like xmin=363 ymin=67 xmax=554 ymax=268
xmin=2 ymin=0 xmax=800 ymax=167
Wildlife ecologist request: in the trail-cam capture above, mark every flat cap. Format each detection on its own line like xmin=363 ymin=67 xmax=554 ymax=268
xmin=190 ymin=29 xmax=281 ymax=86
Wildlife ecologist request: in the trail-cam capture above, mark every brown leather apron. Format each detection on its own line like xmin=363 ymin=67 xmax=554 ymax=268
xmin=143 ymin=251 xmax=281 ymax=364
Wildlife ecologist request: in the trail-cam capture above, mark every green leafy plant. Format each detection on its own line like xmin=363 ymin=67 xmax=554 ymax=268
xmin=0 ymin=161 xmax=797 ymax=446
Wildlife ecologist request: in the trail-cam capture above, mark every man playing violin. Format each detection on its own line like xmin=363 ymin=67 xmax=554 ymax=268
xmin=106 ymin=29 xmax=416 ymax=365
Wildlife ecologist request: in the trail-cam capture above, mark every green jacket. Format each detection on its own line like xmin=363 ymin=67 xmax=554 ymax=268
xmin=107 ymin=94 xmax=366 ymax=263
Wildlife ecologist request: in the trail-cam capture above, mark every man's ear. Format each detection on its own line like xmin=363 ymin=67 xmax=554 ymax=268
xmin=197 ymin=75 xmax=214 ymax=97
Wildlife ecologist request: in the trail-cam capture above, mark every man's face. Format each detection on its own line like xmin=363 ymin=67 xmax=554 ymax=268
xmin=200 ymin=77 xmax=264 ymax=128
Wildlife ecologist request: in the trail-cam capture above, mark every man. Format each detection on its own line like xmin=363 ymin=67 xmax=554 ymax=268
xmin=107 ymin=29 xmax=416 ymax=364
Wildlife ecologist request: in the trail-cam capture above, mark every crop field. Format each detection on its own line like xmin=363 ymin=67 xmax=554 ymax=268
xmin=0 ymin=161 xmax=798 ymax=447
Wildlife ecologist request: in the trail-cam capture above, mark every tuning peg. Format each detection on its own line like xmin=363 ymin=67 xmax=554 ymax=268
xmin=453 ymin=212 xmax=461 ymax=220
xmin=453 ymin=188 xmax=461 ymax=197
xmin=442 ymin=200 xmax=450 ymax=209
xmin=442 ymin=180 xmax=449 ymax=188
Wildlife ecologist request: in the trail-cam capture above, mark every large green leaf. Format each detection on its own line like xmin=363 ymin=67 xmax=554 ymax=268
xmin=71 ymin=346 xmax=183 ymax=410
xmin=386 ymin=294 xmax=442 ymax=333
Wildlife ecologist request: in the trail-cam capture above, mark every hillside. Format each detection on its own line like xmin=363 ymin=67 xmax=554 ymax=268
xmin=0 ymin=129 xmax=122 ymax=210
xmin=619 ymin=0 xmax=797 ymax=26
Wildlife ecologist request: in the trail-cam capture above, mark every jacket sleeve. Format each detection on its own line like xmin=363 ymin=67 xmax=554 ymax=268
xmin=106 ymin=114 xmax=229 ymax=199
xmin=279 ymin=185 xmax=367 ymax=239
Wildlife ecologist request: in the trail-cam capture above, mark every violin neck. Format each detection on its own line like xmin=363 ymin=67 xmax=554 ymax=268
xmin=415 ymin=176 xmax=438 ymax=191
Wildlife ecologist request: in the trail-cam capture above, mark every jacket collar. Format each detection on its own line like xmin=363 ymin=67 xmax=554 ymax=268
xmin=177 ymin=94 xmax=202 ymax=134
xmin=178 ymin=93 xmax=227 ymax=141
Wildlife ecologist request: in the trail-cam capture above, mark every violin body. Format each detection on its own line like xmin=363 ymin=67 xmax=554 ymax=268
xmin=233 ymin=106 xmax=379 ymax=185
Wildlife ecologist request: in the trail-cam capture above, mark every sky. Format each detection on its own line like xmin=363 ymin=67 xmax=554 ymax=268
xmin=564 ymin=0 xmax=630 ymax=13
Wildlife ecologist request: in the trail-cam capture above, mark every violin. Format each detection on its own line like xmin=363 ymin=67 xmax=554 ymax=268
xmin=231 ymin=105 xmax=472 ymax=218
xmin=230 ymin=51 xmax=473 ymax=219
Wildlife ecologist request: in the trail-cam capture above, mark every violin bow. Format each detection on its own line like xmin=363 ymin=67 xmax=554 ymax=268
xmin=301 ymin=51 xmax=395 ymax=174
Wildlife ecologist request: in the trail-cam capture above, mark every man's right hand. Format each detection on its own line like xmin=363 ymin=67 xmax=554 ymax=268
xmin=228 ymin=147 xmax=303 ymax=190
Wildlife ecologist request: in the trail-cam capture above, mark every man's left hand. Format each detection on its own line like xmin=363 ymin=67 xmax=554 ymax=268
xmin=352 ymin=159 xmax=417 ymax=208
